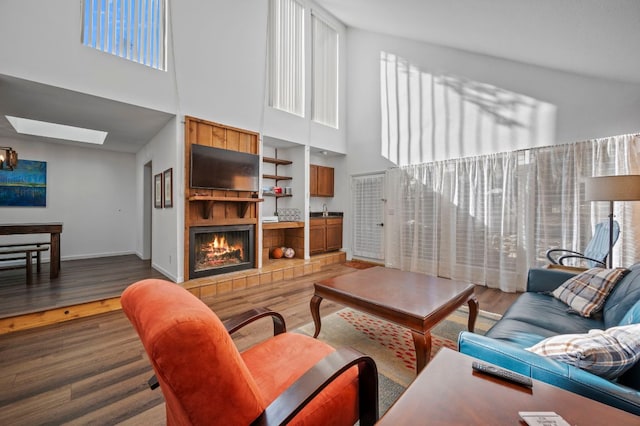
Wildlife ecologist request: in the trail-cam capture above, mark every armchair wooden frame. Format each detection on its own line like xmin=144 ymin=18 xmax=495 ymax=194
xmin=147 ymin=306 xmax=379 ymax=426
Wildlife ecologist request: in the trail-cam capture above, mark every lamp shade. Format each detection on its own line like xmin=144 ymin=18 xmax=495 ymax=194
xmin=585 ymin=175 xmax=640 ymax=201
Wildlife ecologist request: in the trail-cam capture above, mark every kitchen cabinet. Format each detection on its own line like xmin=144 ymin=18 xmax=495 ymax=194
xmin=326 ymin=218 xmax=343 ymax=251
xmin=309 ymin=219 xmax=327 ymax=255
xmin=309 ymin=217 xmax=342 ymax=254
xmin=310 ymin=164 xmax=334 ymax=197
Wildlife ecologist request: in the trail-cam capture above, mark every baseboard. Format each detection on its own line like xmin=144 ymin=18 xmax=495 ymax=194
xmin=61 ymin=250 xmax=136 ymax=262
xmin=151 ymin=262 xmax=178 ymax=282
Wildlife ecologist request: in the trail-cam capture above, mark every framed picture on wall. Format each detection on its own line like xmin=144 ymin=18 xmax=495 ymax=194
xmin=154 ymin=173 xmax=163 ymax=208
xmin=163 ymin=168 xmax=173 ymax=208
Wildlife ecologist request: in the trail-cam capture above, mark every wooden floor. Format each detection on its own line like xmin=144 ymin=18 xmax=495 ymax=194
xmin=0 ymin=255 xmax=169 ymax=319
xmin=0 ymin=260 xmax=518 ymax=425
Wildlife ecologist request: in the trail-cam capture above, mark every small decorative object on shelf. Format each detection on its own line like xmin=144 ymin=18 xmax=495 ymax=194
xmin=283 ymin=247 xmax=295 ymax=258
xmin=271 ymin=247 xmax=283 ymax=259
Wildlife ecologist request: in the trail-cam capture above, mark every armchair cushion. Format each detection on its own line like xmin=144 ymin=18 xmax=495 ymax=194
xmin=552 ymin=267 xmax=628 ymax=317
xmin=242 ymin=333 xmax=359 ymax=425
xmin=526 ymin=324 xmax=640 ymax=380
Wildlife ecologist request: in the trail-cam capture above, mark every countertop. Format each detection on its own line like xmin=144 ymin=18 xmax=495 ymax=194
xmin=309 ymin=212 xmax=343 ymax=218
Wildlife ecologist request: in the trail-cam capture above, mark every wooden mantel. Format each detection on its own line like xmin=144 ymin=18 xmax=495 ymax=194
xmin=188 ymin=195 xmax=264 ymax=219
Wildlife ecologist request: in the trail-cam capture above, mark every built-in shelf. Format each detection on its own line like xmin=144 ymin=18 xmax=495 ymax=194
xmin=188 ymin=195 xmax=264 ymax=219
xmin=263 ymin=193 xmax=292 ymax=198
xmin=263 ymin=156 xmax=292 ymax=166
xmin=262 ymin=221 xmax=304 ymax=230
xmin=263 ymin=174 xmax=292 ymax=181
xmin=262 ymin=152 xmax=294 ymax=217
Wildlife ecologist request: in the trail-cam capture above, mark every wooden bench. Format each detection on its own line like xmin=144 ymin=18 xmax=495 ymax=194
xmin=0 ymin=243 xmax=50 ymax=284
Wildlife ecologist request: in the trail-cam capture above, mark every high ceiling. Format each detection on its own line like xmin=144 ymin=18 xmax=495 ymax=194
xmin=315 ymin=0 xmax=640 ymax=84
xmin=1 ymin=1 xmax=638 ymax=154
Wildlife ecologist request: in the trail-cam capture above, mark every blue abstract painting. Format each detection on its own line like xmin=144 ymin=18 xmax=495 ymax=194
xmin=0 ymin=159 xmax=47 ymax=207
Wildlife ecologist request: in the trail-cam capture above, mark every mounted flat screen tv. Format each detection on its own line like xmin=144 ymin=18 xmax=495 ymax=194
xmin=190 ymin=144 xmax=260 ymax=192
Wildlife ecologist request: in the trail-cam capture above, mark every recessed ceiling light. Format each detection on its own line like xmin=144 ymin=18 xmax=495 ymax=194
xmin=6 ymin=115 xmax=108 ymax=145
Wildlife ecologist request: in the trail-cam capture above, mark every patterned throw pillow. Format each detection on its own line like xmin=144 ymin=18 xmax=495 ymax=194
xmin=525 ymin=324 xmax=640 ymax=379
xmin=552 ymin=267 xmax=628 ymax=317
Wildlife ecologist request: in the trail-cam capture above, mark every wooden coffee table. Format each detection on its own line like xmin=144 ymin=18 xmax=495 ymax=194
xmin=379 ymin=348 xmax=640 ymax=424
xmin=310 ymin=266 xmax=478 ymax=373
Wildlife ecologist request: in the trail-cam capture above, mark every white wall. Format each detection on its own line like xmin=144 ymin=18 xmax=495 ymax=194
xmin=345 ymin=28 xmax=640 ymax=176
xmin=0 ymin=0 xmax=177 ymax=114
xmin=136 ymin=118 xmax=181 ymax=281
xmin=0 ymin=137 xmax=137 ymax=261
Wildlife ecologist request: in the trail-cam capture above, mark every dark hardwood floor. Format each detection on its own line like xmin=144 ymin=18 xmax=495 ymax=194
xmin=0 ymin=260 xmax=518 ymax=425
xmin=0 ymin=255 xmax=169 ymax=319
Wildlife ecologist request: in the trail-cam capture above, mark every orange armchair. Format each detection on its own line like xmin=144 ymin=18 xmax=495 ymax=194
xmin=121 ymin=279 xmax=378 ymax=425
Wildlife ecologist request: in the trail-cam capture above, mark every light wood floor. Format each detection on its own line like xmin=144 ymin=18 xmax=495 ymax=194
xmin=0 ymin=261 xmax=518 ymax=425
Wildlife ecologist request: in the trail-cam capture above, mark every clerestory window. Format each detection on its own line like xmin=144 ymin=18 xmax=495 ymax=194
xmin=81 ymin=0 xmax=167 ymax=71
xmin=312 ymin=13 xmax=339 ymax=128
xmin=267 ymin=0 xmax=305 ymax=117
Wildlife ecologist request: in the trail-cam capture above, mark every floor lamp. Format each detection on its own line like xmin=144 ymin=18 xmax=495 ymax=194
xmin=585 ymin=175 xmax=640 ymax=268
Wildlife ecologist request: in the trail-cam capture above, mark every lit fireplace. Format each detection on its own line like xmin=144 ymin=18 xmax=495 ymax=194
xmin=189 ymin=225 xmax=255 ymax=278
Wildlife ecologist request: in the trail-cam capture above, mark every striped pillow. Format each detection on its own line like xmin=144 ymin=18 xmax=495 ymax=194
xmin=526 ymin=324 xmax=640 ymax=379
xmin=552 ymin=267 xmax=628 ymax=317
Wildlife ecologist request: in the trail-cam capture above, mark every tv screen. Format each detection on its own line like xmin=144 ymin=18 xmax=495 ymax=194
xmin=190 ymin=144 xmax=260 ymax=192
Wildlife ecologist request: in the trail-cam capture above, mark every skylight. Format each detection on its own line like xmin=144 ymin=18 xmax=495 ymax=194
xmin=6 ymin=116 xmax=108 ymax=145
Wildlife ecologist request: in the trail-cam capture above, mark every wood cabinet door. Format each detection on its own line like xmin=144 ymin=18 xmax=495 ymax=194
xmin=326 ymin=218 xmax=343 ymax=251
xmin=317 ymin=166 xmax=334 ymax=197
xmin=309 ymin=165 xmax=319 ymax=197
xmin=309 ymin=219 xmax=326 ymax=254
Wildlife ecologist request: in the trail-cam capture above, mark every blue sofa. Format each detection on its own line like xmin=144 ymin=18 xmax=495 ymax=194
xmin=458 ymin=263 xmax=640 ymax=415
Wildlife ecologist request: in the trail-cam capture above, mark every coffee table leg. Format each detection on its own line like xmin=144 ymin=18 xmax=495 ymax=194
xmin=310 ymin=294 xmax=323 ymax=338
xmin=411 ymin=330 xmax=431 ymax=373
xmin=467 ymin=295 xmax=479 ymax=332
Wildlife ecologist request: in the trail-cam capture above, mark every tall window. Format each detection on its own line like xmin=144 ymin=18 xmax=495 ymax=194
xmin=268 ymin=0 xmax=305 ymax=117
xmin=312 ymin=14 xmax=339 ymax=128
xmin=82 ymin=0 xmax=167 ymax=71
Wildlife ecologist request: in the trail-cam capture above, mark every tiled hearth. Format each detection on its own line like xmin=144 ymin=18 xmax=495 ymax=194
xmin=183 ymin=251 xmax=346 ymax=299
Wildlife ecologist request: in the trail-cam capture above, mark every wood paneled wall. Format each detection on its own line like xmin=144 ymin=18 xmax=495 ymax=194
xmin=184 ymin=116 xmax=261 ymax=280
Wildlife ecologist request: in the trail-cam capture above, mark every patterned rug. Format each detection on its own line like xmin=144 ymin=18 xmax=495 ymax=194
xmin=296 ymin=306 xmax=499 ymax=415
xmin=343 ymin=260 xmax=380 ymax=269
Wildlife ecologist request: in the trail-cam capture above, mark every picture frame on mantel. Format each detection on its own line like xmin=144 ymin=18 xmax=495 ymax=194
xmin=154 ymin=173 xmax=163 ymax=208
xmin=163 ymin=168 xmax=173 ymax=208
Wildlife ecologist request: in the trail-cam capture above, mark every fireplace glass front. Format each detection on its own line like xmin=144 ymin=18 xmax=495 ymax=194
xmin=189 ymin=225 xmax=254 ymax=278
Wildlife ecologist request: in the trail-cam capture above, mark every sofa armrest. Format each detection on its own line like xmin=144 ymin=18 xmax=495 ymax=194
xmin=458 ymin=332 xmax=640 ymax=416
xmin=526 ymin=268 xmax=578 ymax=293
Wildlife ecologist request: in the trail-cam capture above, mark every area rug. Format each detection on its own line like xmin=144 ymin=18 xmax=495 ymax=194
xmin=343 ymin=260 xmax=380 ymax=269
xmin=295 ymin=306 xmax=499 ymax=415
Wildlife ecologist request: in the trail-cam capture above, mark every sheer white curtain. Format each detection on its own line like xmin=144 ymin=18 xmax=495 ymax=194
xmin=386 ymin=134 xmax=640 ymax=292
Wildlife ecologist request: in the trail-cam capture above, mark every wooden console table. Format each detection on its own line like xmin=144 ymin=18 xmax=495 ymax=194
xmin=0 ymin=223 xmax=63 ymax=278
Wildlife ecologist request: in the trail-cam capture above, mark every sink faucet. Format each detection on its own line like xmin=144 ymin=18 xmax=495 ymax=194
xmin=322 ymin=203 xmax=328 ymax=217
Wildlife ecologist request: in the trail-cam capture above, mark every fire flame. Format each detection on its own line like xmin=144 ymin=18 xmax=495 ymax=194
xmin=203 ymin=234 xmax=244 ymax=258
